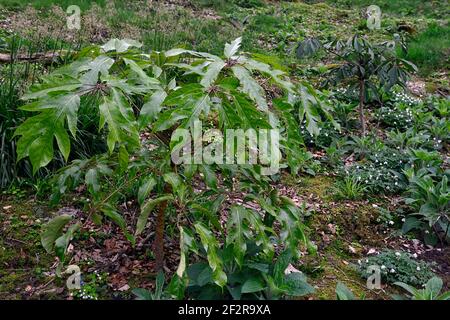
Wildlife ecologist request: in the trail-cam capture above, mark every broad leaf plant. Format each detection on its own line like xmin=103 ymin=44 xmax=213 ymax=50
xmin=15 ymin=38 xmax=334 ymax=298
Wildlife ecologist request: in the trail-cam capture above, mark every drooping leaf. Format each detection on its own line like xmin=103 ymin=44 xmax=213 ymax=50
xmin=123 ymin=58 xmax=161 ymax=88
xmin=296 ymin=38 xmax=322 ymax=58
xmin=426 ymin=277 xmax=443 ymax=298
xmin=284 ymin=272 xmax=315 ymax=297
xmin=41 ymin=214 xmax=73 ymax=253
xmin=98 ymin=94 xmax=139 ymax=154
xmin=195 ymin=223 xmax=227 ymax=287
xmin=102 ymin=205 xmax=135 ymax=245
xmin=54 ymin=222 xmax=80 ymax=261
xmin=14 ymin=112 xmax=71 ymax=173
xmin=118 ymin=145 xmax=129 ymax=172
xmin=139 ymin=90 xmax=167 ymax=128
xmin=85 ymin=168 xmax=100 ymax=194
xmin=137 ymin=176 xmax=157 ymax=206
xmin=136 ymin=195 xmax=173 ymax=235
xmin=226 ymin=206 xmax=250 ymax=266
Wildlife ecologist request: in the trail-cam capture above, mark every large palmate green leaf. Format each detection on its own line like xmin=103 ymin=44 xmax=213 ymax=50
xmin=15 ymin=46 xmax=163 ymax=173
xmin=80 ymin=55 xmax=114 ymax=85
xmin=14 ymin=112 xmax=70 ymax=172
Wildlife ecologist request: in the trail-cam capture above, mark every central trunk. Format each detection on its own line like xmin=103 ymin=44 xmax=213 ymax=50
xmin=153 ymin=184 xmax=171 ymax=271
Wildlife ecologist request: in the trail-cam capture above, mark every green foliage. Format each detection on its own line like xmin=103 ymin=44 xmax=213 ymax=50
xmin=375 ymin=103 xmax=414 ymax=131
xmin=72 ymin=270 xmax=107 ymax=300
xmin=358 ymin=249 xmax=436 ymax=287
xmin=398 ymin=23 xmax=450 ymax=76
xmin=183 ymin=247 xmax=315 ymax=300
xmin=331 ymin=176 xmax=366 ymax=200
xmin=335 ymin=282 xmax=357 ymax=300
xmin=0 ymin=0 xmax=106 ymax=10
xmin=325 ymin=0 xmax=449 ymax=18
xmin=173 ymin=198 xmax=316 ymax=299
xmin=336 ymin=142 xmax=409 ymax=194
xmin=133 ymin=271 xmax=167 ymax=300
xmin=14 ymin=39 xmax=149 ymax=173
xmin=298 ymin=34 xmax=416 ymax=134
xmin=41 ymin=214 xmax=80 ymax=262
xmin=0 ymin=34 xmax=70 ymax=187
xmin=402 ymin=172 xmax=450 ymax=245
xmin=394 ymin=277 xmax=450 ymax=300
xmin=18 ymin=38 xmax=329 ymax=296
xmin=332 ymin=100 xmax=358 ymax=131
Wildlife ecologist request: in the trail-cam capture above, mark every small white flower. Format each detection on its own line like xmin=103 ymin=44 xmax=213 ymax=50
xmin=390 ymin=269 xmax=396 ymax=273
xmin=381 ymin=265 xmax=386 ymax=269
xmin=395 ymin=252 xmax=401 ymax=257
xmin=389 ymin=220 xmax=394 ymax=225
xmin=416 ymin=266 xmax=421 ymax=271
xmin=412 ymin=253 xmax=418 ymax=258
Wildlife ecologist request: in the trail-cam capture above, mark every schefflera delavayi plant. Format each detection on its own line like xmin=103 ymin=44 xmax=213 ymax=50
xmin=15 ymin=37 xmax=330 ymax=298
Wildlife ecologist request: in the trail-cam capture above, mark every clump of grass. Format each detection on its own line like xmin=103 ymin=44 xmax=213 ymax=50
xmin=0 ymin=35 xmax=33 ymax=188
xmin=331 ymin=176 xmax=367 ymax=200
xmin=398 ymin=22 xmax=450 ymax=76
xmin=249 ymin=14 xmax=282 ymax=34
xmin=232 ymin=0 xmax=265 ymax=9
xmin=139 ymin=7 xmax=238 ymax=56
xmin=0 ymin=34 xmax=82 ymax=188
xmin=323 ymin=0 xmax=449 ymax=19
xmin=0 ymin=0 xmax=106 ymax=11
